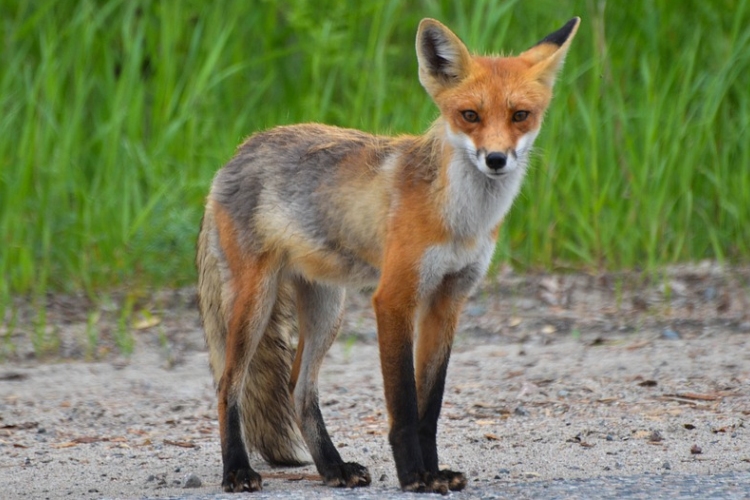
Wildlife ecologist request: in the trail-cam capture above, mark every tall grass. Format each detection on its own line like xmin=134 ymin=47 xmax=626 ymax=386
xmin=1 ymin=0 xmax=748 ymax=309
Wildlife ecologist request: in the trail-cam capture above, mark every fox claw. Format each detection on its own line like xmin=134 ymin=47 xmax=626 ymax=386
xmin=222 ymin=468 xmax=262 ymax=493
xmin=401 ymin=471 xmax=458 ymax=495
xmin=323 ymin=462 xmax=371 ymax=488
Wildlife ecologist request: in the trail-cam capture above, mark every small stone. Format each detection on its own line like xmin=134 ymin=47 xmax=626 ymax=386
xmin=648 ymin=430 xmax=664 ymax=442
xmin=379 ymin=474 xmax=387 ymax=482
xmin=146 ymin=475 xmax=155 ymax=482
xmin=183 ymin=473 xmax=202 ymax=488
xmin=663 ymin=462 xmax=671 ymax=470
xmin=174 ymin=467 xmax=181 ymax=473
xmin=661 ymin=328 xmax=681 ymax=340
xmin=497 ymin=468 xmax=510 ymax=475
xmin=557 ymin=390 xmax=569 ymax=398
xmin=690 ymin=444 xmax=702 ymax=454
xmin=514 ymin=406 xmax=529 ymax=417
xmin=606 ymin=434 xmax=614 ymax=441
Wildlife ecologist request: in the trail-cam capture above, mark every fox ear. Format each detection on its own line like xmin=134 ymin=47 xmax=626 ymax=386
xmin=416 ymin=18 xmax=472 ymax=97
xmin=521 ymin=17 xmax=581 ymax=88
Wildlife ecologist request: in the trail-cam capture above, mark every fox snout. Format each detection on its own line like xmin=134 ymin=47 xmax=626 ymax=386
xmin=475 ymin=147 xmax=520 ymax=177
xmin=485 ymin=151 xmax=508 ymax=172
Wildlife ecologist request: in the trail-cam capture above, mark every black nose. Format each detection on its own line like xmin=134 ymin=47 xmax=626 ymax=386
xmin=485 ymin=152 xmax=507 ymax=171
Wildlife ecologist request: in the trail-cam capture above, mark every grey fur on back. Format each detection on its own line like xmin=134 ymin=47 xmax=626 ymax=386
xmin=196 ymin=205 xmax=309 ymax=465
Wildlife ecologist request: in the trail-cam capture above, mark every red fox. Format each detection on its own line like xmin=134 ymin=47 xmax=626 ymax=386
xmin=197 ymin=16 xmax=580 ymax=493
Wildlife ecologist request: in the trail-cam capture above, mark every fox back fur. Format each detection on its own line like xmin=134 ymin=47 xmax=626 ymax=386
xmin=197 ymin=16 xmax=580 ymax=493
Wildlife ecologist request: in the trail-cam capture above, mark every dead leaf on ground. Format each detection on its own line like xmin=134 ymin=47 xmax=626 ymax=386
xmin=596 ymin=397 xmax=619 ymax=403
xmin=674 ymin=392 xmax=721 ymax=401
xmin=73 ymin=436 xmax=109 ymax=444
xmin=163 ymin=439 xmax=196 ymax=448
xmin=475 ymin=419 xmax=497 ymax=426
xmin=52 ymin=442 xmax=79 ymax=449
xmin=473 ymin=402 xmax=497 ymax=409
xmin=264 ymin=471 xmax=322 ymax=482
xmin=1 ymin=422 xmax=38 ymax=430
xmin=484 ymin=433 xmax=501 ymax=441
xmin=658 ymin=396 xmax=713 ymax=409
xmin=626 ymin=339 xmax=652 ymax=350
xmin=712 ymin=425 xmax=734 ymax=434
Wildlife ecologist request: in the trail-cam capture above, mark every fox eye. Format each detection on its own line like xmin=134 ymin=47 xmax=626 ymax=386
xmin=461 ymin=110 xmax=480 ymax=123
xmin=512 ymin=110 xmax=530 ymax=123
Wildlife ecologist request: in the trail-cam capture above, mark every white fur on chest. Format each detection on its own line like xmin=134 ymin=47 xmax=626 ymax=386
xmin=418 ymin=236 xmax=494 ymax=297
xmin=417 ymin=145 xmax=528 ymax=297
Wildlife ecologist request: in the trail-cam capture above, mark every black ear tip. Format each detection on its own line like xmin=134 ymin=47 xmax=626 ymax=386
xmin=536 ymin=17 xmax=580 ymax=47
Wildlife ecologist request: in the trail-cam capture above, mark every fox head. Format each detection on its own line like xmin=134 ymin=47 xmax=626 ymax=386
xmin=416 ymin=17 xmax=580 ymax=178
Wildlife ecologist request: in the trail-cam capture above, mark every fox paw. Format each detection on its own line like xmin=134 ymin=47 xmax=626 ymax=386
xmin=323 ymin=462 xmax=372 ymax=488
xmin=437 ymin=469 xmax=467 ymax=491
xmin=222 ymin=467 xmax=262 ymax=492
xmin=401 ymin=471 xmax=451 ymax=495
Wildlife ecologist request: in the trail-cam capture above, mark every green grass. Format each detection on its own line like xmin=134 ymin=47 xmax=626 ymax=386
xmin=1 ymin=0 xmax=749 ymax=312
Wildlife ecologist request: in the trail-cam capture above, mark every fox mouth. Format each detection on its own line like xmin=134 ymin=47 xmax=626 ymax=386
xmin=475 ymin=156 xmax=520 ymax=178
xmin=486 ymin=170 xmax=509 ymax=177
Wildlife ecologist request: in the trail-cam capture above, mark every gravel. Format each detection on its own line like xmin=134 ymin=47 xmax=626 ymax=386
xmin=1 ymin=265 xmax=749 ymax=499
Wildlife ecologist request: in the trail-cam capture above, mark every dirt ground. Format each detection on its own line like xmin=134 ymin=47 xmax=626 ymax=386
xmin=1 ymin=264 xmax=749 ymax=499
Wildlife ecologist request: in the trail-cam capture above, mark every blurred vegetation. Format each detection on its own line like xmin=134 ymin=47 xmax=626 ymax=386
xmin=1 ymin=0 xmax=748 ymax=311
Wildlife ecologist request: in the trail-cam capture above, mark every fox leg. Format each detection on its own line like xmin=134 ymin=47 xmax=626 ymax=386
xmin=373 ymin=260 xmax=434 ymax=492
xmin=291 ymin=279 xmax=371 ymax=487
xmin=414 ymin=268 xmax=481 ymax=493
xmin=213 ymin=207 xmax=282 ymax=492
xmin=218 ymin=265 xmax=280 ymax=492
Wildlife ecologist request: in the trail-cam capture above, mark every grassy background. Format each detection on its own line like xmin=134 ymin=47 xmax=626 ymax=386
xmin=2 ymin=0 xmax=749 ymax=309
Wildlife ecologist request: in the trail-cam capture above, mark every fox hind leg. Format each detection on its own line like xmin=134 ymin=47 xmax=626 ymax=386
xmin=218 ymin=265 xmax=280 ymax=491
xmin=292 ymin=279 xmax=371 ymax=488
xmin=212 ymin=204 xmax=282 ymax=492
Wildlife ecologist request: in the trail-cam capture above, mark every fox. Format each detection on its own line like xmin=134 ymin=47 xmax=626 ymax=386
xmin=197 ymin=16 xmax=580 ymax=494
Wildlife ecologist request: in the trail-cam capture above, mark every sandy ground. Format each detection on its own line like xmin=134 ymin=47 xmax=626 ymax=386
xmin=1 ymin=265 xmax=749 ymax=499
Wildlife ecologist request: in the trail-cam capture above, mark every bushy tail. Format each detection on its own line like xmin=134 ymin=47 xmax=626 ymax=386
xmin=196 ymin=205 xmax=308 ymax=465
